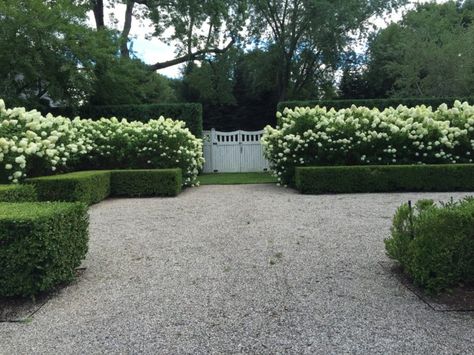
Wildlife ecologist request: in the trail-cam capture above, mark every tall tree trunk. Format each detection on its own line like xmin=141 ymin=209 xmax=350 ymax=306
xmin=120 ymin=1 xmax=134 ymax=58
xmin=277 ymin=51 xmax=292 ymax=101
xmin=278 ymin=71 xmax=288 ymax=101
xmin=91 ymin=0 xmax=105 ymax=29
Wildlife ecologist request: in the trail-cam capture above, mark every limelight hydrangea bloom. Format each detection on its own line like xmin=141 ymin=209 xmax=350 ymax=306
xmin=262 ymin=101 xmax=474 ymax=184
xmin=0 ymin=99 xmax=203 ymax=186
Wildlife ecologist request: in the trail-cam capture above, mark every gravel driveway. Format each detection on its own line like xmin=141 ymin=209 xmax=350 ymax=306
xmin=1 ymin=185 xmax=473 ymax=354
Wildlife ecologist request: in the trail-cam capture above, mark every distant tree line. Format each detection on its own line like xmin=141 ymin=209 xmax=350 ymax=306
xmin=340 ymin=1 xmax=474 ymax=99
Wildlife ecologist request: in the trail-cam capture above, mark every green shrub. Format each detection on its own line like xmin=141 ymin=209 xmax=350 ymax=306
xmin=26 ymin=171 xmax=111 ymax=205
xmin=74 ymin=118 xmax=203 ymax=186
xmin=277 ymin=97 xmax=474 ymax=112
xmin=0 ymin=184 xmax=36 ymax=202
xmin=295 ymin=164 xmax=474 ymax=194
xmin=111 ymin=169 xmax=182 ymax=197
xmin=263 ymin=102 xmax=474 ymax=185
xmin=0 ymin=100 xmax=203 ymax=186
xmin=385 ymin=198 xmax=474 ymax=293
xmin=79 ymin=103 xmax=203 ymax=137
xmin=0 ymin=202 xmax=89 ymax=297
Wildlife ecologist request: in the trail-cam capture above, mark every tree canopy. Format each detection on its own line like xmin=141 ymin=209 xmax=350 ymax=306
xmin=345 ymin=0 xmax=474 ymax=98
xmin=0 ymin=0 xmax=111 ymax=109
xmin=89 ymin=0 xmax=247 ymax=70
xmin=247 ymin=0 xmax=408 ymax=100
xmin=2 ymin=0 xmax=473 ymax=129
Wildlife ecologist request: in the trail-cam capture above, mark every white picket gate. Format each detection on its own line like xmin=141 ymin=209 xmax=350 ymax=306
xmin=202 ymin=129 xmax=270 ymax=173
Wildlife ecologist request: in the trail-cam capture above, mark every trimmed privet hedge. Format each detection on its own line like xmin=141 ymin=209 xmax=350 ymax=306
xmin=27 ymin=171 xmax=111 ymax=205
xmin=277 ymin=97 xmax=474 ymax=112
xmin=25 ymin=169 xmax=182 ymax=203
xmin=385 ymin=198 xmax=474 ymax=293
xmin=79 ymin=103 xmax=203 ymax=137
xmin=295 ymin=164 xmax=474 ymax=194
xmin=0 ymin=202 xmax=89 ymax=297
xmin=111 ymin=169 xmax=182 ymax=197
xmin=0 ymin=184 xmax=36 ymax=202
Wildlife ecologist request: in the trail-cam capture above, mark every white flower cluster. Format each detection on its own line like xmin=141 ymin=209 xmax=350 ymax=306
xmin=262 ymin=101 xmax=474 ymax=184
xmin=0 ymin=99 xmax=204 ymax=186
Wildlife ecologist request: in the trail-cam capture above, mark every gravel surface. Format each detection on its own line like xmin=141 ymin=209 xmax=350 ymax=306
xmin=1 ymin=185 xmax=473 ymax=354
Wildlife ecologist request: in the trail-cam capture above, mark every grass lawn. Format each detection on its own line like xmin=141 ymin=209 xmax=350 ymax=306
xmin=198 ymin=172 xmax=277 ymax=185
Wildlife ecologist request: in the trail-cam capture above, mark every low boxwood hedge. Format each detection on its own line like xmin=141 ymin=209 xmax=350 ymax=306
xmin=295 ymin=164 xmax=474 ymax=194
xmin=0 ymin=202 xmax=89 ymax=297
xmin=25 ymin=169 xmax=182 ymax=203
xmin=111 ymin=169 xmax=182 ymax=197
xmin=26 ymin=171 xmax=111 ymax=205
xmin=385 ymin=198 xmax=474 ymax=293
xmin=0 ymin=184 xmax=37 ymax=202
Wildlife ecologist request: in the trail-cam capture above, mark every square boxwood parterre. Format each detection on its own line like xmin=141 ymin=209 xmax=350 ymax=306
xmin=110 ymin=169 xmax=182 ymax=197
xmin=385 ymin=198 xmax=474 ymax=293
xmin=295 ymin=164 xmax=474 ymax=194
xmin=0 ymin=202 xmax=89 ymax=297
xmin=0 ymin=184 xmax=37 ymax=202
xmin=26 ymin=171 xmax=111 ymax=205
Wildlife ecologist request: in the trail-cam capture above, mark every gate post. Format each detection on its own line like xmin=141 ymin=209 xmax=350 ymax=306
xmin=210 ymin=128 xmax=218 ymax=173
xmin=238 ymin=130 xmax=243 ymax=172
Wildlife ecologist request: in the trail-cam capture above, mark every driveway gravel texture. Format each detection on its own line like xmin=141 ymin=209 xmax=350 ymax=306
xmin=1 ymin=184 xmax=473 ymax=354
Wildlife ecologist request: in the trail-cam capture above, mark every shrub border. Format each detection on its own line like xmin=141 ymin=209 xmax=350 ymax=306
xmin=110 ymin=169 xmax=182 ymax=197
xmin=25 ymin=168 xmax=183 ymax=204
xmin=0 ymin=202 xmax=89 ymax=297
xmin=295 ymin=164 xmax=474 ymax=194
xmin=26 ymin=171 xmax=112 ymax=205
xmin=0 ymin=184 xmax=37 ymax=202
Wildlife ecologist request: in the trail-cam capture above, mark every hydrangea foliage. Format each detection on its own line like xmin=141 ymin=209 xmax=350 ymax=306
xmin=262 ymin=101 xmax=474 ymax=184
xmin=0 ymin=99 xmax=203 ymax=186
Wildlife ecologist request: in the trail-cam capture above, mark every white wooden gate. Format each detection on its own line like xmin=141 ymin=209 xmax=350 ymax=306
xmin=203 ymin=129 xmax=270 ymax=173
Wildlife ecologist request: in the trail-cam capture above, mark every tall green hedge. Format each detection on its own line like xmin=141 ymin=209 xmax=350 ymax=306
xmin=203 ymin=101 xmax=277 ymax=131
xmin=27 ymin=171 xmax=111 ymax=205
xmin=0 ymin=202 xmax=89 ymax=297
xmin=79 ymin=103 xmax=203 ymax=137
xmin=277 ymin=97 xmax=474 ymax=112
xmin=295 ymin=164 xmax=474 ymax=194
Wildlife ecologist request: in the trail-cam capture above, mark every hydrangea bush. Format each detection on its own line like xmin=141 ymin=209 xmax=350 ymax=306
xmin=262 ymin=101 xmax=474 ymax=185
xmin=0 ymin=99 xmax=203 ymax=185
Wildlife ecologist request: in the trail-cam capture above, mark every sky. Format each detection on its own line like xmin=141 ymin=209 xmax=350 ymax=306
xmin=87 ymin=0 xmax=449 ymax=79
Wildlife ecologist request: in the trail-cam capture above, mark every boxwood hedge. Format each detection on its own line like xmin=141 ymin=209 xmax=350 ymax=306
xmin=26 ymin=171 xmax=111 ymax=205
xmin=0 ymin=184 xmax=37 ymax=202
xmin=111 ymin=169 xmax=182 ymax=197
xmin=25 ymin=169 xmax=182 ymax=203
xmin=295 ymin=164 xmax=474 ymax=194
xmin=0 ymin=202 xmax=89 ymax=297
xmin=385 ymin=198 xmax=474 ymax=293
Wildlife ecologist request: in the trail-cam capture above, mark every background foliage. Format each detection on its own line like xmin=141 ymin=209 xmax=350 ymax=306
xmin=1 ymin=1 xmax=473 ymax=130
